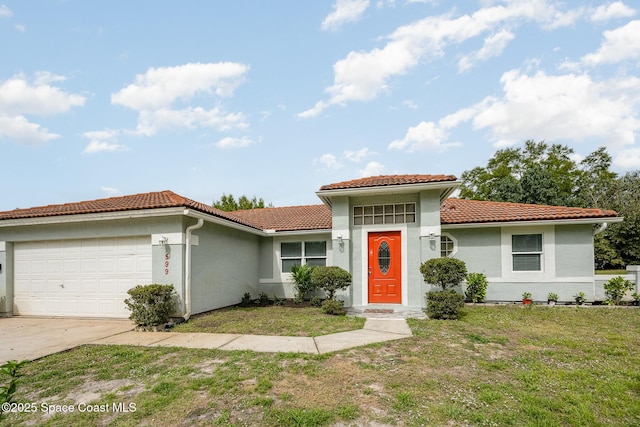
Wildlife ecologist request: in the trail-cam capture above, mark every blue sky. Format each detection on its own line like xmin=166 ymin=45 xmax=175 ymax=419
xmin=1 ymin=1 xmax=639 ymax=211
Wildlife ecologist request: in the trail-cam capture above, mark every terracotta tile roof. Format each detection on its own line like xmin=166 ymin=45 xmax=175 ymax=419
xmin=441 ymin=198 xmax=618 ymax=225
xmin=0 ymin=190 xmax=260 ymax=229
xmin=319 ymin=174 xmax=458 ymax=191
xmin=0 ymin=190 xmax=618 ymax=232
xmin=230 ymin=204 xmax=332 ymax=232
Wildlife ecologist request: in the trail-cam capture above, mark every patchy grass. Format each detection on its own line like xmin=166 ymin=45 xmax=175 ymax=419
xmin=3 ymin=306 xmax=640 ymax=426
xmin=172 ymin=306 xmax=366 ymax=337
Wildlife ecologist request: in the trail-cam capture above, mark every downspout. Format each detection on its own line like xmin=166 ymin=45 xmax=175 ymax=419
xmin=184 ymin=216 xmax=204 ymax=321
xmin=593 ymin=222 xmax=608 ymax=236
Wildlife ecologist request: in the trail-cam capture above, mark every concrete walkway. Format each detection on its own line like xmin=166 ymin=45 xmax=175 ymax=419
xmin=90 ymin=318 xmax=413 ymax=354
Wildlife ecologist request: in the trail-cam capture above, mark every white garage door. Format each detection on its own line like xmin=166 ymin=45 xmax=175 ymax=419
xmin=14 ymin=236 xmax=152 ymax=318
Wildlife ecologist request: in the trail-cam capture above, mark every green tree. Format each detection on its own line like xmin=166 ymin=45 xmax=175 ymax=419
xmin=575 ymin=147 xmax=618 ymax=209
xmin=213 ymin=194 xmax=272 ymax=211
xmin=460 ymin=140 xmax=581 ymax=206
xmin=607 ymin=171 xmax=640 ymax=266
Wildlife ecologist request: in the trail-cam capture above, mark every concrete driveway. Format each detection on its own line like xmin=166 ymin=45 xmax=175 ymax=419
xmin=0 ymin=317 xmax=134 ymax=364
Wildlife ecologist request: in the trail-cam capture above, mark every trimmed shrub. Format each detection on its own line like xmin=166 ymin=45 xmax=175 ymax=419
xmin=420 ymin=258 xmax=467 ymax=290
xmin=321 ymin=298 xmax=346 ymax=315
xmin=310 ymin=266 xmax=352 ymax=300
xmin=426 ymin=290 xmax=465 ymax=320
xmin=604 ymin=276 xmax=635 ymax=305
xmin=465 ymin=272 xmax=488 ymax=303
xmin=124 ymin=284 xmax=176 ymax=327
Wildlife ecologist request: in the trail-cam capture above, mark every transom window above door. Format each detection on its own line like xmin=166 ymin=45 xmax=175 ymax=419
xmin=353 ymin=203 xmax=416 ymax=225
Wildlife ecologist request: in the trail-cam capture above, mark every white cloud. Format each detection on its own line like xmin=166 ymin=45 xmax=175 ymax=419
xmin=302 ymin=0 xmax=581 ymax=117
xmin=14 ymin=23 xmax=24 ymax=32
xmin=316 ymin=148 xmax=376 ymax=169
xmin=402 ymin=100 xmax=418 ymax=109
xmin=82 ymin=130 xmax=128 ymax=153
xmin=457 ymin=28 xmax=515 ymax=73
xmin=389 ymin=120 xmax=462 ymax=152
xmin=581 ymin=20 xmax=640 ymax=66
xmin=111 ymin=62 xmax=248 ymax=111
xmin=392 ymin=69 xmax=640 ymax=157
xmin=298 ymin=100 xmax=329 ymax=119
xmin=101 ymin=187 xmax=121 ymax=196
xmin=134 ymin=107 xmax=247 ymax=136
xmin=358 ymin=161 xmax=386 ymax=177
xmin=0 ymin=115 xmax=59 ymax=145
xmin=317 ymin=153 xmax=344 ymax=169
xmin=322 ymin=0 xmax=370 ymax=31
xmin=0 ymin=73 xmax=86 ymax=116
xmin=344 ymin=147 xmax=375 ymax=162
xmin=613 ymin=147 xmax=640 ymax=169
xmin=215 ymin=136 xmax=255 ymax=149
xmin=590 ymin=2 xmax=636 ymax=22
xmin=473 ymin=70 xmax=640 ymax=147
xmin=0 ymin=5 xmax=12 ymax=18
xmin=110 ymin=62 xmax=249 ymax=137
xmin=0 ymin=73 xmax=86 ymax=146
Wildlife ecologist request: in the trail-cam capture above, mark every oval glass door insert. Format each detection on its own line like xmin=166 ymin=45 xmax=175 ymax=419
xmin=378 ymin=241 xmax=391 ymax=274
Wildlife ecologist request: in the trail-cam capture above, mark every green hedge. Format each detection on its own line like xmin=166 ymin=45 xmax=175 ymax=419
xmin=426 ymin=290 xmax=465 ymax=320
xmin=124 ymin=284 xmax=176 ymax=326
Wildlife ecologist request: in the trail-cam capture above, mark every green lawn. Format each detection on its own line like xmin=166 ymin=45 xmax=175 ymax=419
xmin=172 ymin=306 xmax=366 ymax=337
xmin=2 ymin=306 xmax=639 ymax=426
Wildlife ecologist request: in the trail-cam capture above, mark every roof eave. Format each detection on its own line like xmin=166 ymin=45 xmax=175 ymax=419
xmin=441 ymin=216 xmax=624 ymax=229
xmin=0 ymin=207 xmax=187 ymax=227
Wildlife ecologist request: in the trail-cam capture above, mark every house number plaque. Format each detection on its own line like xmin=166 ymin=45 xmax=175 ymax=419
xmin=165 ymin=253 xmax=170 ymax=275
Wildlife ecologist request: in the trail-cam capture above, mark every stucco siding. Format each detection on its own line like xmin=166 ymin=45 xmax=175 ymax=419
xmin=555 ymin=225 xmax=594 ymax=278
xmin=189 ymin=221 xmax=260 ymax=314
xmin=447 ymin=227 xmax=501 ymax=277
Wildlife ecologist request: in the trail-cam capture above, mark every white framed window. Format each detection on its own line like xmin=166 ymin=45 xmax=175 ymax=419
xmin=512 ymin=234 xmax=543 ymax=271
xmin=353 ymin=203 xmax=416 ymax=225
xmin=440 ymin=234 xmax=457 ymax=257
xmin=281 ymin=241 xmax=327 ymax=272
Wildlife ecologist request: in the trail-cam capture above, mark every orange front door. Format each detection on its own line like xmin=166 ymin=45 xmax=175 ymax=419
xmin=368 ymin=231 xmax=401 ymax=304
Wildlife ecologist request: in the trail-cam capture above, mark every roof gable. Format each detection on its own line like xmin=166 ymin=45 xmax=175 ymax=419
xmin=319 ymin=174 xmax=457 ymax=191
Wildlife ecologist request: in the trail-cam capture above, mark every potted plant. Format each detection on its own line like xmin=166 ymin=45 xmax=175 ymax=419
xmin=574 ymin=291 xmax=586 ymax=306
xmin=547 ymin=292 xmax=558 ymax=306
xmin=522 ymin=292 xmax=533 ymax=305
xmin=632 ymin=292 xmax=640 ymax=307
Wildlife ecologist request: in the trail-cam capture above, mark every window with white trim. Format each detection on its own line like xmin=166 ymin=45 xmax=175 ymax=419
xmin=281 ymin=241 xmax=327 ymax=272
xmin=353 ymin=203 xmax=416 ymax=225
xmin=512 ymin=234 xmax=543 ymax=271
xmin=441 ymin=235 xmax=455 ymax=257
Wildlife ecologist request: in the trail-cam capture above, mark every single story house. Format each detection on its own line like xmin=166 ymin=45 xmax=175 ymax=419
xmin=0 ymin=174 xmax=624 ymax=318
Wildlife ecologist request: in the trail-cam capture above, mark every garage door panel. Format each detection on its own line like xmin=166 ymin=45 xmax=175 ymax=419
xmin=14 ymin=236 xmax=152 ymax=318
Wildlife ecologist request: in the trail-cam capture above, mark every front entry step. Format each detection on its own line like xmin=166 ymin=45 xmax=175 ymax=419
xmin=348 ymin=307 xmax=426 ymax=319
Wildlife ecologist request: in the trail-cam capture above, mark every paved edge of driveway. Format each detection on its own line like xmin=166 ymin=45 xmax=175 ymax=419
xmin=89 ymin=318 xmax=413 ymax=354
